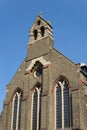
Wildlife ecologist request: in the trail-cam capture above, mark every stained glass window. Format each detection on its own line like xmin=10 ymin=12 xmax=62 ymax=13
xmin=56 ymin=84 xmax=62 ymax=128
xmin=12 ymin=94 xmax=18 ymax=130
xmin=64 ymin=82 xmax=70 ymax=128
xmin=32 ymin=86 xmax=42 ymax=130
xmin=56 ymin=79 xmax=70 ymax=129
xmin=12 ymin=92 xmax=22 ymax=130
xmin=32 ymin=90 xmax=38 ymax=130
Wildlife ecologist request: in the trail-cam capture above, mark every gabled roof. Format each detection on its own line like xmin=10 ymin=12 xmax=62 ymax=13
xmin=29 ymin=15 xmax=52 ymax=31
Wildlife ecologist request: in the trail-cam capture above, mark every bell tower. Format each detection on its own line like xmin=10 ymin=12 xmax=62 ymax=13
xmin=27 ymin=15 xmax=54 ymax=61
xmin=29 ymin=15 xmax=53 ymax=43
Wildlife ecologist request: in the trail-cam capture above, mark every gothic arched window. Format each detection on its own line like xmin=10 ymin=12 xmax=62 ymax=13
xmin=11 ymin=91 xmax=22 ymax=130
xmin=55 ymin=78 xmax=70 ymax=129
xmin=64 ymin=82 xmax=70 ymax=128
xmin=56 ymin=84 xmax=62 ymax=128
xmin=32 ymin=84 xmax=42 ymax=130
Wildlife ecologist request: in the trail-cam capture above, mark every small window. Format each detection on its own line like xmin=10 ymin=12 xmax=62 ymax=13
xmin=32 ymin=61 xmax=43 ymax=78
xmin=36 ymin=68 xmax=43 ymax=77
xmin=34 ymin=30 xmax=38 ymax=40
xmin=34 ymin=67 xmax=43 ymax=78
xmin=37 ymin=20 xmax=41 ymax=25
xmin=40 ymin=26 xmax=45 ymax=37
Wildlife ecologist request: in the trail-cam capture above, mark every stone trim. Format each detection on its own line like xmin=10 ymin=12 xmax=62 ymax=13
xmin=26 ymin=56 xmax=51 ymax=72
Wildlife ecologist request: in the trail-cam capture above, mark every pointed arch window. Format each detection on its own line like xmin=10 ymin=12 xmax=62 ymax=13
xmin=56 ymin=84 xmax=62 ymax=128
xmin=11 ymin=91 xmax=22 ymax=130
xmin=55 ymin=79 xmax=70 ymax=129
xmin=32 ymin=84 xmax=42 ymax=130
xmin=64 ymin=82 xmax=70 ymax=128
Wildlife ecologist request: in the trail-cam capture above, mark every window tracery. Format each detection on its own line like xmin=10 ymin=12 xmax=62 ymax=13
xmin=54 ymin=78 xmax=70 ymax=129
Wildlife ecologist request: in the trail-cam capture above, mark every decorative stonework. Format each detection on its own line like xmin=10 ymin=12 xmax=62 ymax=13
xmin=29 ymin=15 xmax=53 ymax=43
xmin=26 ymin=56 xmax=51 ymax=73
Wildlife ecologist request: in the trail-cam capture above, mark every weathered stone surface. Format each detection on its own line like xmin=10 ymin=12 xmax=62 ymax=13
xmin=0 ymin=15 xmax=87 ymax=130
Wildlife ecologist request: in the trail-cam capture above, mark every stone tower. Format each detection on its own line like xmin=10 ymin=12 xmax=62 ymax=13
xmin=0 ymin=15 xmax=87 ymax=130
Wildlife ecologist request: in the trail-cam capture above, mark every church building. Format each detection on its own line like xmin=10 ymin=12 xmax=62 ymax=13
xmin=0 ymin=15 xmax=87 ymax=130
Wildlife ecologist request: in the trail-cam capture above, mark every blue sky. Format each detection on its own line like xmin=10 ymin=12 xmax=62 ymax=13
xmin=0 ymin=0 xmax=87 ymax=112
